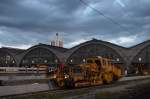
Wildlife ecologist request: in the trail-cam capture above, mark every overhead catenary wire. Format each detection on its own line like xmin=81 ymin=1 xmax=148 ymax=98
xmin=79 ymin=0 xmax=132 ymax=34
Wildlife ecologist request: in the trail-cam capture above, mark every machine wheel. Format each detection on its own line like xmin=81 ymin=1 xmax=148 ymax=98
xmin=58 ymin=80 xmax=64 ymax=87
xmin=0 ymin=80 xmax=3 ymax=86
xmin=112 ymin=75 xmax=119 ymax=82
xmin=102 ymin=73 xmax=113 ymax=84
xmin=65 ymin=78 xmax=75 ymax=88
xmin=102 ymin=74 xmax=108 ymax=84
xmin=102 ymin=80 xmax=108 ymax=84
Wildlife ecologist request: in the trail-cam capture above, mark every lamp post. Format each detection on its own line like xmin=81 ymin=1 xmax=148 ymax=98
xmin=70 ymin=59 xmax=73 ymax=63
xmin=116 ymin=58 xmax=120 ymax=62
xmin=83 ymin=59 xmax=86 ymax=63
xmin=5 ymin=61 xmax=7 ymax=67
xmin=55 ymin=59 xmax=58 ymax=63
xmin=44 ymin=60 xmax=47 ymax=63
xmin=138 ymin=57 xmax=142 ymax=62
xmin=138 ymin=57 xmax=142 ymax=74
xmin=54 ymin=59 xmax=58 ymax=67
xmin=32 ymin=60 xmax=35 ymax=64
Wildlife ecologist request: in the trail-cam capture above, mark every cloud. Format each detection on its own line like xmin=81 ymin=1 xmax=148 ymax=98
xmin=109 ymin=32 xmax=150 ymax=47
xmin=1 ymin=44 xmax=31 ymax=49
xmin=114 ymin=0 xmax=125 ymax=7
xmin=65 ymin=39 xmax=88 ymax=48
xmin=110 ymin=36 xmax=137 ymax=47
xmin=0 ymin=0 xmax=149 ymax=49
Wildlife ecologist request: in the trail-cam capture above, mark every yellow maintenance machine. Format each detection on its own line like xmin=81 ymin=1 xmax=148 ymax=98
xmin=52 ymin=56 xmax=122 ymax=88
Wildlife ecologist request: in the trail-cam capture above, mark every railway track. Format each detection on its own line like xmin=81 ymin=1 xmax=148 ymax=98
xmin=1 ymin=76 xmax=150 ymax=99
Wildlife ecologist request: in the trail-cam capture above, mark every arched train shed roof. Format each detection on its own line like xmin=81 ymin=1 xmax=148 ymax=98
xmin=0 ymin=47 xmax=25 ymax=65
xmin=15 ymin=43 xmax=68 ymax=66
xmin=127 ymin=40 xmax=150 ymax=65
xmin=62 ymin=39 xmax=127 ymax=64
xmin=0 ymin=39 xmax=149 ymax=68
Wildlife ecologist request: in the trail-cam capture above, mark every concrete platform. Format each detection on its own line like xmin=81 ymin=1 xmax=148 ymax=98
xmin=0 ymin=83 xmax=49 ymax=96
xmin=1 ymin=75 xmax=150 ymax=97
xmin=119 ymin=75 xmax=150 ymax=81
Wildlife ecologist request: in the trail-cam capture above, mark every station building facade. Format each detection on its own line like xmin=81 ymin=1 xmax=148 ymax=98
xmin=0 ymin=39 xmax=149 ymax=74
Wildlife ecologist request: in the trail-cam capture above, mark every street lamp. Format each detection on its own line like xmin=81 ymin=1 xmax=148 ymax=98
xmin=22 ymin=60 xmax=25 ymax=63
xmin=44 ymin=60 xmax=47 ymax=63
xmin=116 ymin=58 xmax=120 ymax=62
xmin=83 ymin=59 xmax=86 ymax=63
xmin=138 ymin=57 xmax=142 ymax=62
xmin=32 ymin=60 xmax=35 ymax=64
xmin=5 ymin=61 xmax=8 ymax=67
xmin=70 ymin=59 xmax=73 ymax=63
xmin=55 ymin=59 xmax=58 ymax=63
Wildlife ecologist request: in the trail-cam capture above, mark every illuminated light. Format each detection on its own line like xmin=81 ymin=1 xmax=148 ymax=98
xmin=55 ymin=59 xmax=58 ymax=63
xmin=64 ymin=74 xmax=69 ymax=79
xmin=53 ymin=75 xmax=56 ymax=79
xmin=138 ymin=57 xmax=142 ymax=62
xmin=44 ymin=60 xmax=47 ymax=63
xmin=22 ymin=60 xmax=25 ymax=63
xmin=32 ymin=60 xmax=35 ymax=63
xmin=97 ymin=56 xmax=101 ymax=58
xmin=116 ymin=58 xmax=120 ymax=62
xmin=83 ymin=59 xmax=86 ymax=63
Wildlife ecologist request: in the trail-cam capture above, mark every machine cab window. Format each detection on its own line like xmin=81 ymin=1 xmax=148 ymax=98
xmin=95 ymin=60 xmax=102 ymax=70
xmin=73 ymin=67 xmax=82 ymax=75
xmin=95 ymin=60 xmax=101 ymax=66
xmin=86 ymin=59 xmax=93 ymax=63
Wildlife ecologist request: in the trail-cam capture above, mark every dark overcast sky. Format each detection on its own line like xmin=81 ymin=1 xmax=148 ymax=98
xmin=0 ymin=0 xmax=149 ymax=49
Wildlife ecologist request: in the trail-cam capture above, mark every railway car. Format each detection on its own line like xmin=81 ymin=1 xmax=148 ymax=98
xmin=0 ymin=67 xmax=47 ymax=74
